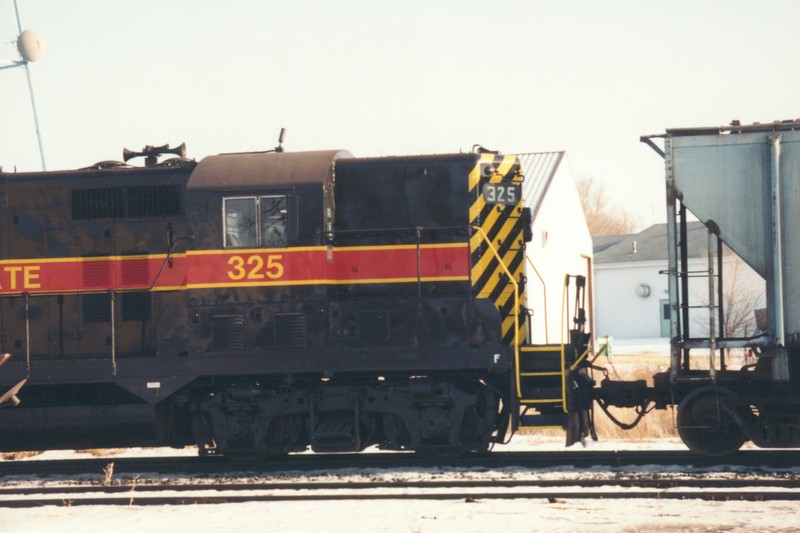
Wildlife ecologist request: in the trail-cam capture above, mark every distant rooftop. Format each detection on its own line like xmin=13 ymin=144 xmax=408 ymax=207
xmin=593 ymin=221 xmax=713 ymax=264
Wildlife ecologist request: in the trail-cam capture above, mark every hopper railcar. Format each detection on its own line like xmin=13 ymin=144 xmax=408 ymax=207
xmin=636 ymin=121 xmax=800 ymax=455
xmin=0 ymin=145 xmax=594 ymax=457
xmin=594 ymin=121 xmax=800 ymax=457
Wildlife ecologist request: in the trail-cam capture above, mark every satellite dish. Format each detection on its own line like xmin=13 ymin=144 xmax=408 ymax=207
xmin=16 ymin=30 xmax=44 ymax=62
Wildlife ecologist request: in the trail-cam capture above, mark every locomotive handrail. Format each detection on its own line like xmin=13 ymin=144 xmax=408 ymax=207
xmin=559 ymin=280 xmax=569 ymax=411
xmin=23 ymin=292 xmax=30 ymax=378
xmin=415 ymin=227 xmax=423 ymax=308
xmin=330 ymin=225 xmax=466 ymax=237
xmin=470 ymin=225 xmax=521 ymax=398
xmin=110 ymin=289 xmax=117 ymax=376
xmin=569 ymin=346 xmax=592 ymax=372
xmin=525 ymin=256 xmax=548 ymax=344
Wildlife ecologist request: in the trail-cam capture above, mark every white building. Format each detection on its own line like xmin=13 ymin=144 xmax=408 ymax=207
xmin=519 ymin=152 xmax=594 ymax=345
xmin=593 ymin=222 xmax=766 ymax=350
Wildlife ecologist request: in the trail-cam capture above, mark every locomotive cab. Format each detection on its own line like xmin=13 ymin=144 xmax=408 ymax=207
xmin=181 ymin=150 xmax=515 ymax=457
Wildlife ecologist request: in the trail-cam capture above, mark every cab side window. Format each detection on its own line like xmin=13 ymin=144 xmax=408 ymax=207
xmin=224 ymin=195 xmax=287 ymax=248
xmin=259 ymin=196 xmax=287 ymax=247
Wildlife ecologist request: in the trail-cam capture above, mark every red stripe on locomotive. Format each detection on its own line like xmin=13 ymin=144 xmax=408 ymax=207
xmin=0 ymin=244 xmax=469 ymax=294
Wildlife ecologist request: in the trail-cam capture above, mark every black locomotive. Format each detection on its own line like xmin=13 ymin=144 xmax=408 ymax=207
xmin=0 ymin=143 xmax=594 ymax=457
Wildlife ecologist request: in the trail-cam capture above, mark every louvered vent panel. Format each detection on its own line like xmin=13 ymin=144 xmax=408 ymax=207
xmin=82 ymin=259 xmax=112 ymax=288
xmin=274 ymin=313 xmax=308 ymax=349
xmin=127 ymin=185 xmax=182 ymax=217
xmin=121 ymin=257 xmax=150 ymax=286
xmin=212 ymin=315 xmax=245 ymax=351
xmin=72 ymin=188 xmax=124 ymax=219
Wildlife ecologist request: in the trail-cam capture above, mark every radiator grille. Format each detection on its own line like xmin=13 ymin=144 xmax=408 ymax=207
xmin=82 ymin=258 xmax=112 ymax=288
xmin=212 ymin=315 xmax=245 ymax=351
xmin=72 ymin=185 xmax=181 ymax=220
xmin=274 ymin=313 xmax=308 ymax=349
xmin=121 ymin=254 xmax=150 ymax=286
xmin=127 ymin=185 xmax=182 ymax=217
xmin=72 ymin=188 xmax=124 ymax=219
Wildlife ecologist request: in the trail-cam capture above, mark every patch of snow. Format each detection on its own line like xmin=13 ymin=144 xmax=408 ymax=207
xmin=1 ymin=435 xmax=797 ymax=531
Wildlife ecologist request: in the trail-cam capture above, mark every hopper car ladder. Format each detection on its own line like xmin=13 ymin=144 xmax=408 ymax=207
xmin=670 ymin=206 xmax=728 ymax=381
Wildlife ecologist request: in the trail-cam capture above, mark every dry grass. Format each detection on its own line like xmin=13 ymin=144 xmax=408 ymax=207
xmin=75 ymin=448 xmax=127 ymax=457
xmin=102 ymin=462 xmax=115 ymax=486
xmin=1 ymin=451 xmax=41 ymax=460
xmin=1 ymin=448 xmax=126 ymax=461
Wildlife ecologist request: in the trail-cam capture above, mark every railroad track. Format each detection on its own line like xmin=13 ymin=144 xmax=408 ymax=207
xmin=0 ymin=477 xmax=799 ymax=507
xmin=1 ymin=449 xmax=798 ymax=478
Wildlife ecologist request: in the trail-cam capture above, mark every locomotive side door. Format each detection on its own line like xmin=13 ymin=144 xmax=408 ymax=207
xmin=72 ymin=221 xmax=117 ymax=357
xmin=2 ymin=187 xmax=53 ymax=359
xmin=114 ymin=220 xmax=157 ymax=357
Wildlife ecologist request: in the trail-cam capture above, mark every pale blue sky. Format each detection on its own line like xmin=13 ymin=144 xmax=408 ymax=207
xmin=2 ymin=1 xmax=799 ymax=227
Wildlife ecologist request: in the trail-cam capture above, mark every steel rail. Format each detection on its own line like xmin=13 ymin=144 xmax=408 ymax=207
xmin=0 ymin=483 xmax=799 ymax=507
xmin=1 ymin=477 xmax=799 ymax=496
xmin=1 ymin=449 xmax=798 ymax=478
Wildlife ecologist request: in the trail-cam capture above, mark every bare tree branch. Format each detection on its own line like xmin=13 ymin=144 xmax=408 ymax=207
xmin=576 ymin=177 xmax=638 ymax=236
xmin=721 ymin=257 xmax=764 ymax=339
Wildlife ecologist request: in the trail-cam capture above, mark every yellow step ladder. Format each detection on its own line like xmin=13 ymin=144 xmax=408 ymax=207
xmin=517 ymin=344 xmax=567 ymax=427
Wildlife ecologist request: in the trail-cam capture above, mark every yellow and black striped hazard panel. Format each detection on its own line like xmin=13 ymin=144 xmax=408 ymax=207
xmin=469 ymin=153 xmax=527 ymax=346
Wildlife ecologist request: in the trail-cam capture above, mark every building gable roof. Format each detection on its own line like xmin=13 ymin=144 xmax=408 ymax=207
xmin=517 ymin=152 xmax=564 ymax=219
xmin=594 ymin=221 xmax=710 ymax=264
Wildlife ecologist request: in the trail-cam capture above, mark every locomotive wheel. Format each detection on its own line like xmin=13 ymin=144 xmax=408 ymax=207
xmin=677 ymin=386 xmax=746 ymax=456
